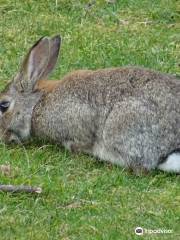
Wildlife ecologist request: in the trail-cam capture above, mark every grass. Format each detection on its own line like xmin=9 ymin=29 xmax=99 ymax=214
xmin=0 ymin=0 xmax=180 ymax=239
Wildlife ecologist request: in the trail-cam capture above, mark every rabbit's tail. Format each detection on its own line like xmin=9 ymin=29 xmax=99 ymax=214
xmin=158 ymin=150 xmax=180 ymax=173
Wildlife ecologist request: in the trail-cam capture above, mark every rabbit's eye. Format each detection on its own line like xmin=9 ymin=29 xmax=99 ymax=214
xmin=0 ymin=101 xmax=10 ymax=113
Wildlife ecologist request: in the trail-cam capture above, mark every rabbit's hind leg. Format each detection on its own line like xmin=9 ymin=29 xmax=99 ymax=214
xmin=102 ymin=101 xmax=161 ymax=173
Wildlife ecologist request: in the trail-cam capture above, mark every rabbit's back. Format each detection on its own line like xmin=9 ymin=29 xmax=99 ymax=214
xmin=53 ymin=67 xmax=180 ymax=107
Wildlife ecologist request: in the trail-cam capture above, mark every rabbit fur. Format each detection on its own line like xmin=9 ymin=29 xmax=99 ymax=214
xmin=0 ymin=35 xmax=180 ymax=175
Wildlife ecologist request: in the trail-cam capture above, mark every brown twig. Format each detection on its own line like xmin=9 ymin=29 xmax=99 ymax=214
xmin=0 ymin=185 xmax=42 ymax=194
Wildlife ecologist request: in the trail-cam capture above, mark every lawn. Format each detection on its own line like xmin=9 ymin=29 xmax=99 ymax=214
xmin=0 ymin=0 xmax=180 ymax=239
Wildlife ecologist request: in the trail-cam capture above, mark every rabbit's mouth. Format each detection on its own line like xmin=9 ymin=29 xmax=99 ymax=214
xmin=0 ymin=129 xmax=20 ymax=144
xmin=7 ymin=132 xmax=21 ymax=144
xmin=3 ymin=128 xmax=30 ymax=144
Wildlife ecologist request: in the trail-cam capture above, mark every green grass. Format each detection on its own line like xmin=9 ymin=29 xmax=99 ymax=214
xmin=0 ymin=0 xmax=180 ymax=239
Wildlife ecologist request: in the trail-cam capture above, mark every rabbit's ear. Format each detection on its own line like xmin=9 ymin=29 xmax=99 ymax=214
xmin=14 ymin=35 xmax=61 ymax=92
xmin=39 ymin=35 xmax=61 ymax=80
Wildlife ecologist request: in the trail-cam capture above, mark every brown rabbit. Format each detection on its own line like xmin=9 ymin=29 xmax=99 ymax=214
xmin=0 ymin=35 xmax=180 ymax=175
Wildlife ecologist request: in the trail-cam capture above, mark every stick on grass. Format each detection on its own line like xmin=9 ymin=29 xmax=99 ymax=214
xmin=0 ymin=185 xmax=42 ymax=194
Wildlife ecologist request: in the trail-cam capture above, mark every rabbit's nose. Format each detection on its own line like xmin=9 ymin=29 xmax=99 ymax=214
xmin=8 ymin=133 xmax=20 ymax=144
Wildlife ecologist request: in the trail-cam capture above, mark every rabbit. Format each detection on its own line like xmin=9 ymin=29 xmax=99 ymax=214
xmin=0 ymin=35 xmax=180 ymax=175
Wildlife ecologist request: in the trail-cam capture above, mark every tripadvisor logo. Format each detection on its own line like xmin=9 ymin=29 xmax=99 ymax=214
xmin=135 ymin=227 xmax=143 ymax=235
xmin=135 ymin=227 xmax=173 ymax=235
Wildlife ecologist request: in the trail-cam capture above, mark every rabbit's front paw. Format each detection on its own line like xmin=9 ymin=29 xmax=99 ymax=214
xmin=63 ymin=141 xmax=92 ymax=154
xmin=63 ymin=141 xmax=82 ymax=153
